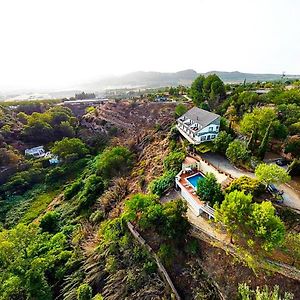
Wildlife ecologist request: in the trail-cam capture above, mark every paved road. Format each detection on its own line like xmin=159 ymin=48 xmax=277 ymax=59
xmin=201 ymin=152 xmax=300 ymax=211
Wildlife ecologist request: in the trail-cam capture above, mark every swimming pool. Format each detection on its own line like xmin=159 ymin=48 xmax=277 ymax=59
xmin=186 ymin=173 xmax=204 ymax=190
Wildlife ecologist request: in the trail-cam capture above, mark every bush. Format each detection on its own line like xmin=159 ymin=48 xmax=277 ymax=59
xmin=163 ymin=151 xmax=185 ymax=173
xmin=51 ymin=138 xmax=89 ymax=162
xmin=226 ymin=140 xmax=250 ymax=166
xmin=45 ymin=167 xmax=65 ymax=185
xmin=1 ymin=167 xmax=44 ymax=195
xmin=213 ymin=131 xmax=233 ymax=154
xmin=78 ymin=175 xmax=105 ymax=210
xmin=64 ymin=180 xmax=83 ymax=200
xmin=96 ymin=146 xmax=133 ymax=178
xmin=175 ymin=103 xmax=188 ymax=117
xmin=40 ymin=211 xmax=60 ymax=233
xmin=77 ymin=283 xmax=92 ymax=300
xmin=157 ymin=244 xmax=174 ymax=266
xmin=185 ymin=239 xmax=199 ymax=256
xmin=148 ymin=171 xmax=176 ymax=196
xmin=196 ymin=173 xmax=223 ymax=206
xmin=89 ymin=210 xmax=105 ymax=224
xmin=226 ymin=176 xmax=264 ymax=196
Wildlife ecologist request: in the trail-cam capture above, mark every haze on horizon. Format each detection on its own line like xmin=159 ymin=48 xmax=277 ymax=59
xmin=0 ymin=0 xmax=300 ymax=91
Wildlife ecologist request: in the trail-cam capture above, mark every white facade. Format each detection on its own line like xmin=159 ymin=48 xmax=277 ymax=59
xmin=176 ymin=108 xmax=221 ymax=145
xmin=25 ymin=146 xmax=45 ymax=158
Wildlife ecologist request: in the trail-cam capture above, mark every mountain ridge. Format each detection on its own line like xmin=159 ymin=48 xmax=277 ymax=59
xmin=83 ymin=69 xmax=300 ymax=90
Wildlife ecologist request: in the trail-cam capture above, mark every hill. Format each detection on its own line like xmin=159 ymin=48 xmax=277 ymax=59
xmin=83 ymin=69 xmax=300 ymax=90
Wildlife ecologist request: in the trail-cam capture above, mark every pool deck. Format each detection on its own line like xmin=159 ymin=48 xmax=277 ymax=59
xmin=178 ymin=170 xmax=205 ymax=206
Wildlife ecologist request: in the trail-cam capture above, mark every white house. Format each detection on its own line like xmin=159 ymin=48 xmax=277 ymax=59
xmin=24 ymin=146 xmax=59 ymax=164
xmin=25 ymin=146 xmax=46 ymax=158
xmin=175 ymin=156 xmax=215 ymax=219
xmin=176 ymin=107 xmax=220 ymax=144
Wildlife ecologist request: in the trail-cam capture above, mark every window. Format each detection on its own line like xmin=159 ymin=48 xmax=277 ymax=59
xmin=207 ymin=135 xmax=211 ymax=140
xmin=201 ymin=136 xmax=206 ymax=141
xmin=209 ymin=126 xmax=213 ymax=132
xmin=211 ymin=135 xmax=216 ymax=139
xmin=216 ymin=125 xmax=219 ymax=131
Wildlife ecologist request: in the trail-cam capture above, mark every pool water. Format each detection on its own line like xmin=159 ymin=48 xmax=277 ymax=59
xmin=187 ymin=173 xmax=204 ymax=190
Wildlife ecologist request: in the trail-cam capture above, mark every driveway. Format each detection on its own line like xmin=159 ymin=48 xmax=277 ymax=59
xmin=201 ymin=152 xmax=300 ymax=211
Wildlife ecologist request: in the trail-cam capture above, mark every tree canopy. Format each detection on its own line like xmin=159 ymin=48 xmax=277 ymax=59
xmin=51 ymin=137 xmax=89 ymax=161
xmin=255 ymin=163 xmax=291 ymax=186
xmin=225 ymin=140 xmax=250 ymax=165
xmin=196 ymin=173 xmax=223 ymax=206
xmin=215 ymin=190 xmax=285 ymax=250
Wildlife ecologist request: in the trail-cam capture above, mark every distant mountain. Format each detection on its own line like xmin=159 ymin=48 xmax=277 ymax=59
xmin=83 ymin=70 xmax=300 ymax=90
xmin=203 ymin=71 xmax=300 ymax=83
xmin=83 ymin=69 xmax=198 ymax=90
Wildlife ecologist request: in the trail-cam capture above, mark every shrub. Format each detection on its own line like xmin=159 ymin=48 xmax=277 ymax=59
xmin=64 ymin=180 xmax=83 ymax=200
xmin=77 ymin=283 xmax=92 ymax=300
xmin=175 ymin=103 xmax=188 ymax=117
xmin=148 ymin=171 xmax=176 ymax=196
xmin=96 ymin=146 xmax=133 ymax=178
xmin=1 ymin=167 xmax=44 ymax=194
xmin=51 ymin=138 xmax=89 ymax=162
xmin=226 ymin=176 xmax=264 ymax=196
xmin=163 ymin=151 xmax=185 ymax=173
xmin=45 ymin=167 xmax=65 ymax=185
xmin=78 ymin=175 xmax=105 ymax=210
xmin=40 ymin=211 xmax=60 ymax=233
xmin=185 ymin=239 xmax=199 ymax=256
xmin=226 ymin=140 xmax=250 ymax=165
xmin=89 ymin=210 xmax=105 ymax=224
xmin=157 ymin=244 xmax=174 ymax=266
xmin=196 ymin=173 xmax=223 ymax=206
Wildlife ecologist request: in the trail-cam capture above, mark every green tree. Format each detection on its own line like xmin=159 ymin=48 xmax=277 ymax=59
xmin=257 ymin=122 xmax=272 ymax=159
xmin=226 ymin=140 xmax=250 ymax=165
xmin=40 ymin=211 xmax=60 ymax=233
xmin=255 ymin=163 xmax=291 ymax=186
xmin=51 ymin=137 xmax=89 ymax=161
xmin=96 ymin=146 xmax=133 ymax=178
xmin=196 ymin=173 xmax=223 ymax=206
xmin=77 ymin=283 xmax=92 ymax=300
xmin=213 ymin=131 xmax=234 ymax=154
xmin=284 ymin=233 xmax=300 ymax=266
xmin=163 ymin=151 xmax=185 ymax=173
xmin=249 ymin=201 xmax=285 ymax=251
xmin=215 ymin=190 xmax=253 ymax=238
xmin=175 ymin=103 xmax=188 ymax=117
xmin=226 ymin=176 xmax=264 ymax=197
xmin=190 ymin=75 xmax=205 ymax=106
xmin=148 ymin=170 xmax=176 ymax=196
xmin=0 ymin=223 xmax=70 ymax=300
xmin=285 ymin=135 xmax=300 ymax=159
xmin=240 ymin=108 xmax=277 ymax=148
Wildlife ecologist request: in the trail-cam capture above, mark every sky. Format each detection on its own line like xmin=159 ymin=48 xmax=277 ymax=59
xmin=0 ymin=0 xmax=300 ymax=91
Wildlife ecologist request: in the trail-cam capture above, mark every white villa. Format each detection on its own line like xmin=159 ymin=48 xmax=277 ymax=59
xmin=24 ymin=146 xmax=59 ymax=164
xmin=175 ymin=156 xmax=229 ymax=219
xmin=25 ymin=146 xmax=46 ymax=158
xmin=176 ymin=107 xmax=220 ymax=144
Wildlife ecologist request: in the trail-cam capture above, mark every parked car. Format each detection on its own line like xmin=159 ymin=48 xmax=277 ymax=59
xmin=267 ymin=184 xmax=284 ymax=195
xmin=275 ymin=158 xmax=288 ymax=166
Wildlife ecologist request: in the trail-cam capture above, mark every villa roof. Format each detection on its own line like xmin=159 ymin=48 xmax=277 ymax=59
xmin=179 ymin=107 xmax=220 ymax=129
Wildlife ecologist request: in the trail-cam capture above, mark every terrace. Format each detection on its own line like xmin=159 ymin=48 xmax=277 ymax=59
xmin=176 ymin=156 xmax=231 ymax=219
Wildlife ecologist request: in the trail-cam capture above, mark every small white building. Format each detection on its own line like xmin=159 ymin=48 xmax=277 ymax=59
xmin=24 ymin=147 xmax=59 ymax=164
xmin=25 ymin=146 xmax=46 ymax=158
xmin=177 ymin=107 xmax=220 ymax=144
